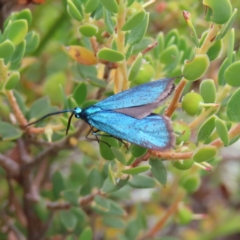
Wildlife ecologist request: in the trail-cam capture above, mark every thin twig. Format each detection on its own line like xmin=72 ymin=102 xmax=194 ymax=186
xmin=140 ymin=191 xmax=184 ymax=239
xmin=0 ymin=153 xmax=19 ymax=176
xmin=22 ymin=122 xmax=87 ymax=170
xmin=6 ymin=90 xmax=45 ymax=134
xmin=47 ymin=190 xmax=103 ymax=210
xmin=165 ymin=78 xmax=187 ymax=117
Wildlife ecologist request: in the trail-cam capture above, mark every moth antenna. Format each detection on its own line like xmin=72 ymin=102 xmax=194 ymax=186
xmin=66 ymin=111 xmax=75 ymax=135
xmin=24 ymin=110 xmax=73 ymax=128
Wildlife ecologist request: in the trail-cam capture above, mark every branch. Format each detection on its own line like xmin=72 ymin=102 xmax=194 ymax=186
xmin=22 ymin=122 xmax=87 ymax=170
xmin=0 ymin=154 xmax=19 ymax=176
xmin=140 ymin=191 xmax=184 ymax=239
xmin=165 ymin=78 xmax=187 ymax=117
xmin=6 ymin=90 xmax=45 ymax=134
xmin=47 ymin=190 xmax=103 ymax=210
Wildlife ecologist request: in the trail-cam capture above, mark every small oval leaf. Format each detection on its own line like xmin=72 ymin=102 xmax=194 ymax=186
xmin=215 ymin=117 xmax=229 ymax=146
xmin=97 ymin=47 xmax=124 ymax=62
xmin=200 ymin=79 xmax=216 ymax=103
xmin=121 ymin=165 xmax=151 ymax=175
xmin=224 ymin=60 xmax=240 ymax=87
xmin=73 ymin=82 xmax=87 ymax=106
xmin=227 ymin=88 xmax=240 ymax=122
xmin=193 ymin=145 xmax=217 ymax=163
xmin=122 ymin=10 xmax=146 ymax=31
xmin=183 ymin=54 xmax=210 ymax=81
xmin=198 ymin=115 xmax=216 ymax=142
xmin=0 ymin=40 xmax=15 ymax=59
xmin=128 ymin=53 xmax=142 ymax=81
xmin=67 ymin=0 xmax=83 ymax=21
xmin=99 ymin=0 xmax=118 ymax=13
xmin=5 ymin=71 xmax=20 ymax=90
xmin=66 ymin=45 xmax=97 ymax=65
xmin=149 ymin=159 xmax=167 ymax=186
xmin=79 ymin=23 xmax=98 ymax=37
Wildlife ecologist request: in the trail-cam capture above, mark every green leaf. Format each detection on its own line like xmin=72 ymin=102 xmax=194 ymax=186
xmin=183 ymin=54 xmax=210 ymax=81
xmin=131 ymin=37 xmax=153 ymax=56
xmin=10 ymin=40 xmax=26 ymax=70
xmin=79 ymin=227 xmax=93 ymax=240
xmin=52 ymin=171 xmax=65 ymax=200
xmin=193 ymin=145 xmax=217 ymax=163
xmin=73 ymin=83 xmax=87 ymax=106
xmin=198 ymin=115 xmax=216 ymax=142
xmin=122 ymin=10 xmax=146 ymax=31
xmin=15 ymin=9 xmax=32 ymax=26
xmin=87 ymin=76 xmax=107 ymax=88
xmin=227 ymin=88 xmax=240 ymax=122
xmin=79 ymin=23 xmax=98 ymax=37
xmin=102 ymin=216 xmax=125 ymax=228
xmin=160 ymin=45 xmax=179 ymax=65
xmin=227 ymin=29 xmax=235 ymax=66
xmin=0 ymin=121 xmax=22 ymax=141
xmin=224 ymin=61 xmax=240 ymax=87
xmin=216 ymin=8 xmax=238 ymax=41
xmin=203 ymin=0 xmax=232 ymax=24
xmin=128 ymin=175 xmax=156 ymax=188
xmin=149 ymin=159 xmax=167 ymax=186
xmin=128 ymin=13 xmax=149 ymax=46
xmin=128 ymin=53 xmax=142 ymax=81
xmin=215 ymin=117 xmax=229 ymax=146
xmin=67 ymin=0 xmax=83 ymax=21
xmin=173 ymin=121 xmax=191 ymax=144
xmin=62 ymin=189 xmax=79 ymax=206
xmin=80 ymin=168 xmax=104 ymax=195
xmin=108 ymin=163 xmax=116 ymax=185
xmin=60 ymin=210 xmax=78 ymax=231
xmin=121 ymin=165 xmax=151 ymax=175
xmin=153 ymin=32 xmax=164 ymax=59
xmin=4 ymin=71 xmax=20 ymax=90
xmin=99 ymin=0 xmax=118 ymax=13
xmin=133 ymin=62 xmax=155 ymax=84
xmin=207 ymin=40 xmax=222 ymax=61
xmin=107 ymin=199 xmax=126 ymax=216
xmin=112 ymin=147 xmax=126 ymax=164
xmin=0 ymin=40 xmax=15 ymax=59
xmin=25 ymin=31 xmax=40 ymax=53
xmin=180 ymin=175 xmax=201 ymax=193
xmin=97 ymin=47 xmax=124 ymax=62
xmin=102 ymin=176 xmax=129 ymax=193
xmin=28 ymin=97 xmax=52 ymax=120
xmin=93 ymin=195 xmax=110 ymax=214
xmin=103 ymin=9 xmax=115 ymax=34
xmin=69 ymin=163 xmax=87 ymax=188
xmin=85 ymin=0 xmax=99 ymax=13
xmin=200 ymin=79 xmax=216 ymax=103
xmin=218 ymin=57 xmax=231 ymax=85
xmin=99 ymin=136 xmax=119 ymax=161
xmin=172 ymin=159 xmax=194 ymax=170
xmin=92 ymin=3 xmax=103 ymax=20
xmin=4 ymin=20 xmax=28 ymax=45
xmin=131 ymin=145 xmax=148 ymax=158
xmin=43 ymin=72 xmax=66 ymax=104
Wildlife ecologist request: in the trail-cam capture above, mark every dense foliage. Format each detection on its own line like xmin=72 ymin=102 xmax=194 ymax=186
xmin=0 ymin=0 xmax=240 ymax=239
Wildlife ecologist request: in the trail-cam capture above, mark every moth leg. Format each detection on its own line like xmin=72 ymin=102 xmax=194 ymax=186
xmin=85 ymin=126 xmax=110 ymax=147
xmin=92 ymin=131 xmax=129 ymax=150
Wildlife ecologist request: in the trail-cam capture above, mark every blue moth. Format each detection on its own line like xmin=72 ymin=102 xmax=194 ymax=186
xmin=25 ymin=78 xmax=175 ymax=150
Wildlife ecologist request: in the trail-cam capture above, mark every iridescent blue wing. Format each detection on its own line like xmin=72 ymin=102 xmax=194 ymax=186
xmin=87 ymin=111 xmax=175 ymax=150
xmin=94 ymin=78 xmax=175 ymax=119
